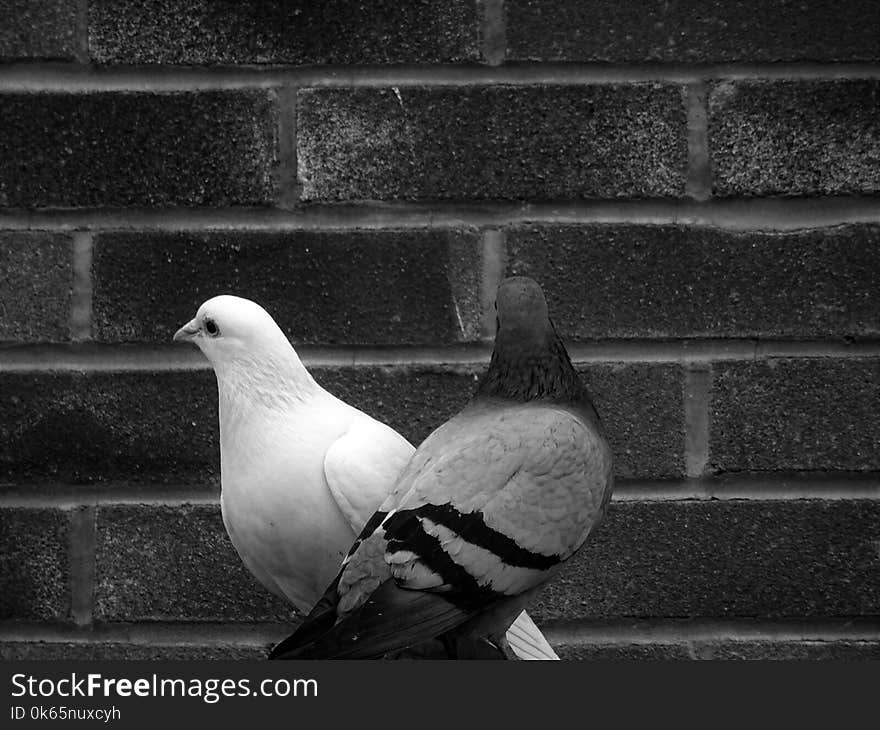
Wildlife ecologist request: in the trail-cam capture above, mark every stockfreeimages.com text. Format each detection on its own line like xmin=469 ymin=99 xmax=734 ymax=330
xmin=11 ymin=673 xmax=317 ymax=704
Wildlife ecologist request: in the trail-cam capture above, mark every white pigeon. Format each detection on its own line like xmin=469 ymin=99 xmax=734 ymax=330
xmin=174 ymin=294 xmax=558 ymax=659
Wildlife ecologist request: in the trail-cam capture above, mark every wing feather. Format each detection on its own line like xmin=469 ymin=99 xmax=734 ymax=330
xmin=272 ymin=403 xmax=611 ymax=660
xmin=386 ymin=404 xmax=612 ymax=595
xmin=323 ymin=418 xmax=413 ymax=534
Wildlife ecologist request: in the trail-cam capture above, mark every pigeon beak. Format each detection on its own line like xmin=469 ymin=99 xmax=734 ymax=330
xmin=173 ymin=319 xmax=200 ymax=342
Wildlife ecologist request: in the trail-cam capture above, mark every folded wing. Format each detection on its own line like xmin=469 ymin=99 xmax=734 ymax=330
xmin=271 ymin=402 xmax=612 ymax=659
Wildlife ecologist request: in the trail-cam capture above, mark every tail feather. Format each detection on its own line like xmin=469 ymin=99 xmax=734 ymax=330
xmin=271 ymin=579 xmax=471 ymax=659
xmin=506 ymin=611 xmax=559 ymax=661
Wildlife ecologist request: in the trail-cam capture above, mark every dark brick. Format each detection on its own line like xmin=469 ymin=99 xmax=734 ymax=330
xmin=507 ymin=224 xmax=880 ymax=339
xmin=297 ymin=85 xmax=687 ymax=201
xmin=506 ymin=1 xmax=880 ymax=63
xmin=555 ymin=642 xmax=691 ymax=660
xmin=95 ymin=504 xmax=290 ymax=621
xmin=0 ymin=232 xmax=72 ymax=342
xmin=0 ymin=92 xmax=276 ymax=208
xmin=0 ymin=370 xmax=218 ymax=484
xmin=709 ymin=81 xmax=880 ymax=197
xmin=696 ymin=640 xmax=880 ymax=660
xmin=312 ymin=366 xmax=480 ymax=448
xmin=0 ymin=641 xmax=270 ymax=660
xmin=0 ymin=366 xmax=463 ymax=484
xmin=0 ymin=508 xmax=69 ymax=621
xmin=578 ymin=363 xmax=684 ymax=479
xmin=709 ymin=359 xmax=880 ymax=472
xmin=0 ymin=360 xmax=679 ymax=484
xmin=316 ymin=362 xmax=683 ymax=479
xmin=13 ymin=637 xmax=873 ymax=660
xmin=89 ymin=0 xmax=478 ymax=65
xmin=93 ymin=229 xmax=482 ymax=345
xmin=532 ymin=500 xmax=880 ymax=621
xmin=0 ymin=1 xmax=77 ymax=60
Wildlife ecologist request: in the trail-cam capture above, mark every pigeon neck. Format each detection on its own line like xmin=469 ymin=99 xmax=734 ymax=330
xmin=214 ymin=344 xmax=319 ymax=416
xmin=475 ymin=324 xmax=587 ymax=404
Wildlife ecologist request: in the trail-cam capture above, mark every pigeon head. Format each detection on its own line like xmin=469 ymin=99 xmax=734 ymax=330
xmin=173 ymin=295 xmax=297 ymax=373
xmin=494 ymin=276 xmax=551 ymax=344
xmin=476 ymin=276 xmax=592 ymax=408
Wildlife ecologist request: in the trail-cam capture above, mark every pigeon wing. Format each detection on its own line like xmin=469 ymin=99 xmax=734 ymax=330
xmin=325 ymin=416 xmax=564 ymax=660
xmin=271 ymin=403 xmax=611 ymax=659
xmin=323 ymin=417 xmax=414 ymax=535
xmin=384 ymin=403 xmax=612 ymax=599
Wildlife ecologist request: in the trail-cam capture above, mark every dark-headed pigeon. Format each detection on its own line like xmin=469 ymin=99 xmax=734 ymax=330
xmin=269 ymin=277 xmax=613 ymax=659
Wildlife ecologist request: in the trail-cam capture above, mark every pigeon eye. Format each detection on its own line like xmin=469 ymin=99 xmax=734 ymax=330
xmin=204 ymin=318 xmax=220 ymax=337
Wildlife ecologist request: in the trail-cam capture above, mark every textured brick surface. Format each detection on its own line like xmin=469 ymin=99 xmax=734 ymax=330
xmin=578 ymin=363 xmax=684 ymax=479
xmin=93 ymin=230 xmax=482 ymax=344
xmin=695 ymin=640 xmax=880 ymax=660
xmin=0 ymin=508 xmax=69 ymax=621
xmin=507 ymin=224 xmax=880 ymax=339
xmin=709 ymin=359 xmax=880 ymax=472
xmin=0 ymin=92 xmax=276 ymax=208
xmin=5 ymin=637 xmax=875 ymax=660
xmin=297 ymin=85 xmax=687 ymax=201
xmin=555 ymin=642 xmax=691 ymax=660
xmin=709 ymin=81 xmax=880 ymax=197
xmin=0 ymin=232 xmax=72 ymax=342
xmin=0 ymin=641 xmax=269 ymax=660
xmin=95 ymin=505 xmax=290 ymax=622
xmin=313 ymin=366 xmax=480 ymax=448
xmin=0 ymin=367 xmax=466 ymax=484
xmin=532 ymin=500 xmax=880 ymax=621
xmin=0 ymin=362 xmax=680 ymax=484
xmin=506 ymin=1 xmax=880 ymax=62
xmin=0 ymin=370 xmax=218 ymax=484
xmin=89 ymin=0 xmax=478 ymax=65
xmin=0 ymin=0 xmax=77 ymax=60
xmin=317 ymin=362 xmax=683 ymax=479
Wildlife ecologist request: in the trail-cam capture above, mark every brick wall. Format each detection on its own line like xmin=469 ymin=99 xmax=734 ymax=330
xmin=1 ymin=1 xmax=878 ymax=660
